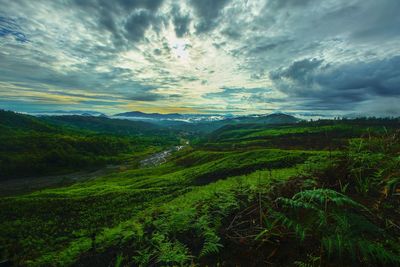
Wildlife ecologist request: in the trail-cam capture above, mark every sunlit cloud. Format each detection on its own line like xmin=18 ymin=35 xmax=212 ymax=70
xmin=0 ymin=0 xmax=399 ymax=116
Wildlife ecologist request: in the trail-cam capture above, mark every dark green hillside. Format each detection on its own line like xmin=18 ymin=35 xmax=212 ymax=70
xmin=152 ymin=113 xmax=301 ymax=134
xmin=225 ymin=113 xmax=300 ymax=124
xmin=41 ymin=115 xmax=162 ymax=135
xmin=201 ymin=119 xmax=399 ymax=151
xmin=0 ymin=111 xmax=178 ymax=180
xmin=0 ymin=110 xmax=55 ymax=133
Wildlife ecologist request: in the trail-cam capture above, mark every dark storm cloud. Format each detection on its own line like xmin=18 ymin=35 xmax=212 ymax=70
xmin=171 ymin=5 xmax=190 ymax=37
xmin=267 ymin=0 xmax=316 ymax=9
xmin=270 ymin=56 xmax=400 ymax=109
xmin=229 ymin=0 xmax=400 ymax=76
xmin=72 ymin=0 xmax=166 ymax=46
xmin=189 ymin=0 xmax=230 ymax=33
xmin=72 ymin=0 xmax=164 ymax=13
xmin=129 ymin=92 xmax=182 ymax=102
xmin=349 ymin=0 xmax=400 ymax=41
xmin=124 ymin=9 xmax=156 ymax=42
xmin=117 ymin=0 xmax=164 ymax=10
xmin=129 ymin=92 xmax=164 ymax=102
xmin=204 ymin=87 xmax=271 ymax=99
xmin=270 ymin=58 xmax=324 ymax=85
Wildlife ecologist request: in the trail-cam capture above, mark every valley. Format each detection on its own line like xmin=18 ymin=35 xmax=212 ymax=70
xmin=0 ymin=110 xmax=399 ymax=266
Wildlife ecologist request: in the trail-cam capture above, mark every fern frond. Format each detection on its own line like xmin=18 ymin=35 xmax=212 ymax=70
xmin=277 ymin=197 xmax=318 ymax=211
xmin=292 ymin=189 xmax=367 ymax=210
xmin=199 ymin=229 xmax=223 ymax=257
xmin=357 ymin=239 xmax=400 ymax=265
xmin=273 ymin=211 xmax=308 ymax=241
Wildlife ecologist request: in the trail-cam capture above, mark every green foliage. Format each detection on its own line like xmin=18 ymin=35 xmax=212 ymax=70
xmin=346 ymin=132 xmax=400 ymax=197
xmin=152 ymin=234 xmax=191 ymax=266
xmin=294 ymin=254 xmax=320 ymax=267
xmin=347 ymin=139 xmax=384 ymax=195
xmin=278 ymin=188 xmax=366 ymax=210
xmin=0 ymin=110 xmax=177 ymax=179
xmin=1 ymin=114 xmax=399 ymax=266
xmin=196 ymin=216 xmax=223 ymax=257
xmin=114 ymin=253 xmax=124 ymax=267
xmin=41 ymin=115 xmax=161 ymax=135
xmin=266 ymin=189 xmax=400 ymax=265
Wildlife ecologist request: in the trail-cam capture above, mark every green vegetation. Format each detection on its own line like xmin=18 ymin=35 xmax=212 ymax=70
xmin=0 ymin=110 xmax=178 ymax=179
xmin=0 ymin=112 xmax=399 ymax=266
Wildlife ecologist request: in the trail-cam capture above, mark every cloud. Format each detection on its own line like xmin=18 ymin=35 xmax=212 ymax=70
xmin=270 ymin=58 xmax=324 ymax=85
xmin=267 ymin=0 xmax=317 ymax=9
xmin=0 ymin=16 xmax=28 ymax=42
xmin=189 ymin=0 xmax=231 ymax=33
xmin=171 ymin=4 xmax=191 ymax=37
xmin=204 ymin=87 xmax=270 ymax=99
xmin=71 ymin=0 xmax=166 ymax=46
xmin=129 ymin=92 xmax=182 ymax=102
xmin=270 ymin=56 xmax=400 ymax=112
xmin=124 ymin=9 xmax=156 ymax=42
xmin=0 ymin=0 xmax=399 ymax=116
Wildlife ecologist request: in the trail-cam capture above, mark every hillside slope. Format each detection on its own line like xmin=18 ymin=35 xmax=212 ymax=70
xmin=41 ymin=115 xmax=162 ymax=135
xmin=0 ymin=111 xmax=177 ymax=180
xmin=1 ymin=118 xmax=399 ymax=266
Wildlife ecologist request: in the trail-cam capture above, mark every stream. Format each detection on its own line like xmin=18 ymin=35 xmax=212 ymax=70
xmin=140 ymin=145 xmax=186 ymax=167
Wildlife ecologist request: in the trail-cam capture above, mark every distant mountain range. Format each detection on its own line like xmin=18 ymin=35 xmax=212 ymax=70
xmin=113 ymin=111 xmax=299 ymax=124
xmin=113 ymin=111 xmax=229 ymax=123
xmin=31 ymin=110 xmax=107 ymax=117
xmin=1 ymin=109 xmax=302 ymax=138
xmin=114 ymin=111 xmax=184 ymax=119
xmin=27 ymin=110 xmax=299 ymax=125
xmin=13 ymin=109 xmax=301 ymax=133
xmin=224 ymin=113 xmax=300 ymax=124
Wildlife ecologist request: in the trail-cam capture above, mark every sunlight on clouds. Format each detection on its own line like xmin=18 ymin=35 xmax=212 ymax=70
xmin=0 ymin=82 xmax=123 ymax=105
xmin=1 ymin=0 xmax=399 ymax=115
xmin=122 ymin=102 xmax=197 ymax=114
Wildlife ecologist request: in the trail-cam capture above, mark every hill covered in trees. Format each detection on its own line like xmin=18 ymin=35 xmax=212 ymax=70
xmin=0 ymin=110 xmax=179 ymax=180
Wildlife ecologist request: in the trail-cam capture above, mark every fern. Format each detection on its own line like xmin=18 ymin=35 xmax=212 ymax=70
xmin=357 ymin=239 xmax=400 ymax=265
xmin=277 ymin=197 xmax=318 ymax=211
xmin=132 ymin=247 xmax=154 ymax=266
xmin=386 ymin=176 xmax=400 ymax=196
xmin=294 ymin=254 xmax=320 ymax=267
xmin=290 ymin=189 xmax=366 ymax=210
xmin=199 ymin=229 xmax=223 ymax=257
xmin=114 ymin=253 xmax=124 ymax=267
xmin=156 ymin=240 xmax=191 ymax=265
xmin=272 ymin=211 xmax=308 ymax=241
xmin=196 ymin=216 xmax=223 ymax=257
xmin=264 ymin=188 xmax=400 ymax=265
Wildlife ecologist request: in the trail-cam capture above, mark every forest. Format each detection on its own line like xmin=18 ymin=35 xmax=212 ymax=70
xmin=0 ymin=110 xmax=179 ymax=180
xmin=0 ymin=110 xmax=399 ymax=266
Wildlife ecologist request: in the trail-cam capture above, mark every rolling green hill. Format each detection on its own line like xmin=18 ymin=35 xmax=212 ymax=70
xmin=224 ymin=113 xmax=300 ymax=124
xmin=0 ymin=110 xmax=56 ymax=134
xmin=41 ymin=115 xmax=162 ymax=135
xmin=0 ymin=110 xmax=178 ymax=180
xmin=0 ymin=113 xmax=399 ymax=266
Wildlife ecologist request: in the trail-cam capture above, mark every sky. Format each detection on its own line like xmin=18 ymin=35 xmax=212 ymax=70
xmin=0 ymin=0 xmax=399 ymax=116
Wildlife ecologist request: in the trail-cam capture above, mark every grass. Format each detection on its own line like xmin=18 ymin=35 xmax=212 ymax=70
xmin=29 ymin=167 xmax=300 ymax=266
xmin=1 ymin=118 xmax=399 ymax=266
xmin=0 ymin=146 xmax=315 ymax=266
